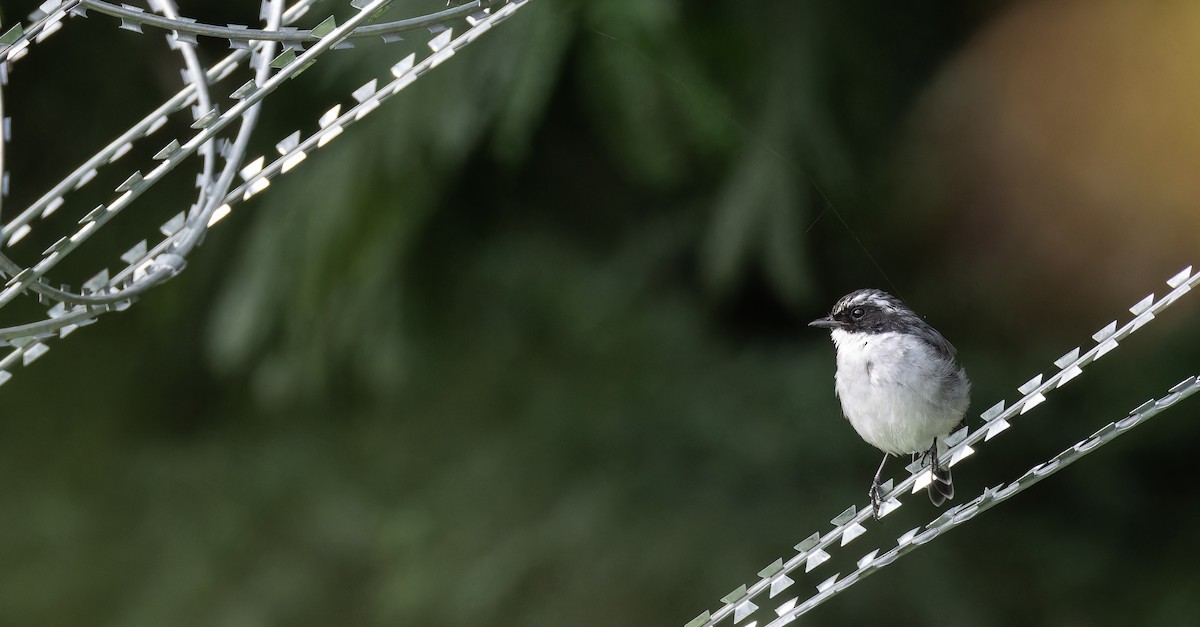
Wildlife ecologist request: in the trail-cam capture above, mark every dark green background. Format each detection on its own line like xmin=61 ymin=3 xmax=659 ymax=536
xmin=0 ymin=0 xmax=1197 ymax=625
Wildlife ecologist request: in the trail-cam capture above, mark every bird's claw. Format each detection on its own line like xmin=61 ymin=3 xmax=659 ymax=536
xmin=868 ymin=482 xmax=883 ymax=521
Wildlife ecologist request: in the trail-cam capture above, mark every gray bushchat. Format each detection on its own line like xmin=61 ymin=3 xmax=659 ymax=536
xmin=810 ymin=289 xmax=970 ymax=520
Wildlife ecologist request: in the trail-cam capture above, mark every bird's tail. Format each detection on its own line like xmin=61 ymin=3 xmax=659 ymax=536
xmin=928 ymin=465 xmax=954 ymax=507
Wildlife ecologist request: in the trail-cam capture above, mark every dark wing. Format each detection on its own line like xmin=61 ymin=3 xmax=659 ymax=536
xmin=911 ymin=319 xmax=957 ymax=360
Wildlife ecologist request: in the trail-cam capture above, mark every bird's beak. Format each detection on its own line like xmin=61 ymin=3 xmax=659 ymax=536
xmin=808 ymin=316 xmax=839 ymax=329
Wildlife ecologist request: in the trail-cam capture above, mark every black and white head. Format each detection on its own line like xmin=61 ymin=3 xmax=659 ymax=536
xmin=808 ymin=289 xmax=957 ymax=359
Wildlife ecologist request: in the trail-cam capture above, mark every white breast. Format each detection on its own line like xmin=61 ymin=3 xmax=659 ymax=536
xmin=830 ymin=329 xmax=969 ymax=455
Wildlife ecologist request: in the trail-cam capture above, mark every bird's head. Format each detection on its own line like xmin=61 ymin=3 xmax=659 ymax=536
xmin=808 ymin=289 xmax=911 ymax=333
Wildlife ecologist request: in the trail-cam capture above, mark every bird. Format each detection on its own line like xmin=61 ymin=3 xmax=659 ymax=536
xmin=809 ymin=289 xmax=970 ymax=520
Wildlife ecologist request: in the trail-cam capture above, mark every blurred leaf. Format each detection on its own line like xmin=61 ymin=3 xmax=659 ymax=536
xmin=491 ymin=3 xmax=580 ymax=165
xmin=576 ymin=0 xmax=735 ymax=186
xmin=700 ymin=84 xmax=813 ymax=307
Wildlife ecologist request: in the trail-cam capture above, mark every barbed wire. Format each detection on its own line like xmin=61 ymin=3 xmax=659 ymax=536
xmin=0 ymin=0 xmax=532 ymax=386
xmin=687 ymin=265 xmax=1197 ymax=627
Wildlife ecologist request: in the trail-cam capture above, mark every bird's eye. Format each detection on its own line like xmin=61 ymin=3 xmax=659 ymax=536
xmin=851 ymin=307 xmax=865 ymax=319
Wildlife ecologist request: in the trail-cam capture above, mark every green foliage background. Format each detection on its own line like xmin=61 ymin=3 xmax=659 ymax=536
xmin=0 ymin=1 xmax=1197 ymax=625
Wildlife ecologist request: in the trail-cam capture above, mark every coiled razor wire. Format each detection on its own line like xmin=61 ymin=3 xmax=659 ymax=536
xmin=0 ymin=0 xmax=532 ymax=385
xmin=688 ymin=264 xmax=1198 ymax=627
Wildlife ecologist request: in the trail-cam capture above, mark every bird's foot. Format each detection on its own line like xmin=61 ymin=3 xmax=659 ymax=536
xmin=868 ymin=482 xmax=883 ymax=521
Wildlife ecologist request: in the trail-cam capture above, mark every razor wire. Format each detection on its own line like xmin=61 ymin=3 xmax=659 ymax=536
xmin=687 ymin=264 xmax=1199 ymax=627
xmin=0 ymin=0 xmax=532 ymax=385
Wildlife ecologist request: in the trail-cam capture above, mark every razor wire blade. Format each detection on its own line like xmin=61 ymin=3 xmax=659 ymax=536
xmin=689 ymin=264 xmax=1198 ymax=627
xmin=0 ymin=0 xmax=532 ymax=386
